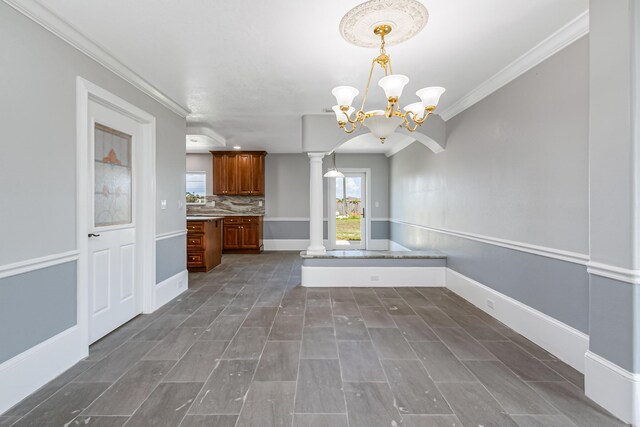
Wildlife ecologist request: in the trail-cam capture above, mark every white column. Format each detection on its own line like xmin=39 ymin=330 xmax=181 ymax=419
xmin=306 ymin=152 xmax=326 ymax=255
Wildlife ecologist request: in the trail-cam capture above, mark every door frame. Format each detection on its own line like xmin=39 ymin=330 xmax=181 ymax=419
xmin=76 ymin=77 xmax=156 ymax=355
xmin=326 ymin=168 xmax=371 ymax=250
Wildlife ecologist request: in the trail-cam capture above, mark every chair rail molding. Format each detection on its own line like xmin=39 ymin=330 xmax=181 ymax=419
xmin=586 ymin=261 xmax=640 ymax=285
xmin=390 ymin=219 xmax=589 ymax=265
xmin=2 ymin=0 xmax=190 ymax=118
xmin=440 ymin=10 xmax=589 ymax=121
xmin=0 ymin=250 xmax=79 ymax=279
xmin=156 ymin=230 xmax=187 ymax=241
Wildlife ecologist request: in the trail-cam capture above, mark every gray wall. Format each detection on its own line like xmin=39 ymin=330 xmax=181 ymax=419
xmin=0 ymin=262 xmax=77 ymax=363
xmin=390 ymin=36 xmax=590 ymax=332
xmin=0 ymin=4 xmax=186 ymax=362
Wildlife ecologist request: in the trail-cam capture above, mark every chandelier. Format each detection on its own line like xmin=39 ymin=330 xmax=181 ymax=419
xmin=331 ymin=0 xmax=445 ymax=143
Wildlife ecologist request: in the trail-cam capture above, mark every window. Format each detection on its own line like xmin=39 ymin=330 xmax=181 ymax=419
xmin=186 ymin=171 xmax=206 ymax=204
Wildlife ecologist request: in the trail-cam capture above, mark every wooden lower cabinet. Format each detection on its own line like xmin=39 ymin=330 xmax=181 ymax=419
xmin=187 ymin=218 xmax=223 ymax=272
xmin=223 ymin=216 xmax=263 ymax=254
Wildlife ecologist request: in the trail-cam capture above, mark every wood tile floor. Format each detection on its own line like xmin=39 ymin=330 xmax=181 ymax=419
xmin=1 ymin=252 xmax=628 ymax=426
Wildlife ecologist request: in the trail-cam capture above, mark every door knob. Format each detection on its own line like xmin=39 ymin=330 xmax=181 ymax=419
xmin=88 ymin=233 xmax=101 ymax=238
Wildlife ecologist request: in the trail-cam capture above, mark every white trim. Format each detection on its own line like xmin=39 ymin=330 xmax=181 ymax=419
xmin=390 ymin=219 xmax=589 ymax=265
xmin=301 ymin=266 xmax=445 ymax=287
xmin=155 ymin=269 xmax=189 ymax=311
xmin=389 ymin=240 xmax=411 ymax=251
xmin=76 ymin=77 xmax=157 ymax=355
xmin=262 ymin=217 xmax=391 ymax=222
xmin=264 ymin=239 xmax=309 ymax=251
xmin=0 ymin=250 xmax=79 ymax=279
xmin=445 ymin=268 xmax=588 ymax=373
xmin=264 ymin=239 xmax=389 ymax=251
xmin=367 ymin=239 xmax=390 ymax=251
xmin=263 ymin=217 xmax=311 ymax=222
xmin=156 ymin=230 xmax=187 ymax=241
xmin=0 ymin=326 xmax=82 ymax=414
xmin=3 ymin=0 xmax=190 ymax=118
xmin=585 ymin=351 xmax=640 ymax=425
xmin=586 ymin=261 xmax=640 ymax=285
xmin=440 ymin=11 xmax=589 ymax=121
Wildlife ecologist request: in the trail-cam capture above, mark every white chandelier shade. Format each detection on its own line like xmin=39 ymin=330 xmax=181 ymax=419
xmin=331 ymin=86 xmax=359 ymax=108
xmin=378 ymin=74 xmax=409 ymax=100
xmin=416 ymin=86 xmax=446 ymax=109
xmin=364 ymin=114 xmax=404 ymax=140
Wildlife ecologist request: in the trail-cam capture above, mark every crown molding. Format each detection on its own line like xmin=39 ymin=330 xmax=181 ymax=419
xmin=4 ymin=0 xmax=191 ymax=118
xmin=440 ymin=10 xmax=589 ymax=121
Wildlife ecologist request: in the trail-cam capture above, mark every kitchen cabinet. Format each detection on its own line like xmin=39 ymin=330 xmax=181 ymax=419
xmin=211 ymin=151 xmax=266 ymax=195
xmin=223 ymin=216 xmax=263 ymax=254
xmin=186 ymin=218 xmax=223 ymax=272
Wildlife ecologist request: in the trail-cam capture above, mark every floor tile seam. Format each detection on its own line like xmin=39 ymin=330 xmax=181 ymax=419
xmin=289 ymin=292 xmax=307 ymax=427
xmin=231 ymin=286 xmax=285 ymax=427
xmin=79 ymin=358 xmax=182 ymax=420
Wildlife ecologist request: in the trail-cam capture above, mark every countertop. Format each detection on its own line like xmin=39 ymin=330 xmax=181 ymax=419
xmin=187 ymin=213 xmax=264 ymax=218
xmin=299 ymin=250 xmax=447 ymax=259
xmin=186 ymin=216 xmax=225 ymax=221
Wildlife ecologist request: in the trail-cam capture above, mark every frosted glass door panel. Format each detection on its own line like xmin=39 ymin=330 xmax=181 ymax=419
xmin=94 ymin=123 xmax=132 ymax=227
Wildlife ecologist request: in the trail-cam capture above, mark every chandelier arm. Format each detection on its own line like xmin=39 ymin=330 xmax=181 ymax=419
xmin=412 ymin=110 xmax=433 ymax=125
xmin=359 ymin=59 xmax=377 ymax=113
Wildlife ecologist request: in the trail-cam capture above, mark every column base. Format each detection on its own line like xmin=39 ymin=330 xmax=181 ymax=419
xmin=305 ymin=246 xmax=326 ymax=256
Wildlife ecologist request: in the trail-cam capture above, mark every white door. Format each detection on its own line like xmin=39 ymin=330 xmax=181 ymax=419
xmin=332 ymin=172 xmax=366 ymax=250
xmin=87 ymin=100 xmax=141 ymax=343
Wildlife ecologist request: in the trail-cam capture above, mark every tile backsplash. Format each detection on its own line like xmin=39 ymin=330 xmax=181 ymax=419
xmin=187 ymin=195 xmax=265 ymax=216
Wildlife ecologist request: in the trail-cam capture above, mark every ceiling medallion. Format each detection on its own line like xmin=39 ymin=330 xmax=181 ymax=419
xmin=339 ymin=0 xmax=429 ymax=48
xmin=332 ymin=0 xmax=445 ymax=143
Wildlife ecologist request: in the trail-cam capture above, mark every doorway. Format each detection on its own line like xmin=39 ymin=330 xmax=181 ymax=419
xmin=327 ymin=169 xmax=371 ymax=250
xmin=77 ymin=78 xmax=156 ymax=350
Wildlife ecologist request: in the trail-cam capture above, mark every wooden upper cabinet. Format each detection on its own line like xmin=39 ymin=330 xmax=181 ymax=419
xmin=237 ymin=154 xmax=253 ymax=195
xmin=250 ymin=154 xmax=265 ymax=195
xmin=211 ymin=151 xmax=266 ymax=196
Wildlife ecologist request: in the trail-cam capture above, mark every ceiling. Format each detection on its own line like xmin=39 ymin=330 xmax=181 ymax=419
xmin=37 ymin=0 xmax=588 ymax=153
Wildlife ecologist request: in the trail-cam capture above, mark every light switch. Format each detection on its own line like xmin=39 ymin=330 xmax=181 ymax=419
xmin=161 ymin=200 xmax=167 ymax=210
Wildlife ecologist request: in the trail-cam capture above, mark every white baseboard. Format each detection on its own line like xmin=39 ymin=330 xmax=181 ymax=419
xmin=445 ymin=268 xmax=588 ymax=373
xmin=367 ymin=239 xmax=390 ymax=250
xmin=301 ymin=266 xmax=445 ymax=287
xmin=264 ymin=239 xmax=390 ymax=251
xmin=584 ymin=351 xmax=640 ymax=425
xmin=263 ymin=239 xmax=309 ymax=251
xmin=389 ymin=240 xmax=411 ymax=251
xmin=0 ymin=326 xmax=83 ymax=414
xmin=154 ymin=269 xmax=188 ymax=311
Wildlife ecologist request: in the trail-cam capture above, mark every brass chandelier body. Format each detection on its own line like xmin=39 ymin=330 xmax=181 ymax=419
xmin=333 ymin=24 xmax=444 ymax=142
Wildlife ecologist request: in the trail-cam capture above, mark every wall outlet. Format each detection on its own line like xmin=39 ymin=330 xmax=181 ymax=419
xmin=258 ymin=201 xmax=263 ymax=207
xmin=375 ymin=201 xmax=380 ymax=208
xmin=370 ymin=275 xmax=380 ymax=282
xmin=487 ymin=299 xmax=495 ymax=309
xmin=208 ymin=201 xmax=216 ymax=207
xmin=160 ymin=200 xmax=167 ymax=210
xmin=177 ymin=201 xmax=183 ymax=209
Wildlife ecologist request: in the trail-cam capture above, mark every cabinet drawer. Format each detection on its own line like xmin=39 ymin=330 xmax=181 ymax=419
xmin=242 ymin=216 xmax=260 ymax=224
xmin=186 ymin=235 xmax=205 ymax=249
xmin=187 ymin=251 xmax=205 ymax=267
xmin=224 ymin=217 xmax=242 ymax=224
xmin=186 ymin=222 xmax=205 ymax=233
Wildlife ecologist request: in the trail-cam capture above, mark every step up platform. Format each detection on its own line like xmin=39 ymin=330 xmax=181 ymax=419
xmin=300 ymin=250 xmax=446 ymax=287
